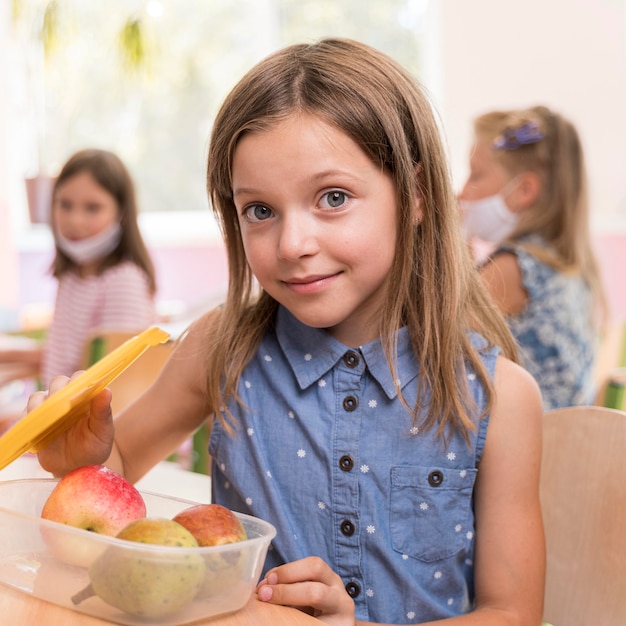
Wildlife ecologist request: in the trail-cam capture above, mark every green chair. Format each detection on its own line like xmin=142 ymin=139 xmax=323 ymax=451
xmin=602 ymin=324 xmax=626 ymax=410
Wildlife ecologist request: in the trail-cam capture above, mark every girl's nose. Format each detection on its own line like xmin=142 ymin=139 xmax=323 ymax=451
xmin=276 ymin=213 xmax=319 ymax=261
xmin=56 ymin=208 xmax=89 ymax=238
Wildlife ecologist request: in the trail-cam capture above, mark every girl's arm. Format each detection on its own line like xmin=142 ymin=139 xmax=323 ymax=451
xmin=106 ymin=314 xmax=214 ymax=483
xmin=0 ymin=346 xmax=42 ymax=367
xmin=480 ymin=252 xmax=527 ymax=316
xmin=463 ymin=356 xmax=545 ymax=624
xmin=257 ymin=355 xmax=545 ymax=626
xmin=35 ymin=313 xmax=215 ymax=482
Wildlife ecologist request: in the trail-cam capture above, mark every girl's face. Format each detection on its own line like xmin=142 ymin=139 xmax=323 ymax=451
xmin=458 ymin=138 xmax=512 ymax=202
xmin=232 ymin=113 xmax=398 ymax=347
xmin=52 ymin=171 xmax=119 ymax=240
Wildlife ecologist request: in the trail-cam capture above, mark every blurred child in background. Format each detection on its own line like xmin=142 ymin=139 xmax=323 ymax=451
xmin=0 ymin=149 xmax=157 ymax=389
xmin=40 ymin=148 xmax=157 ymax=385
xmin=459 ymin=106 xmax=607 ymax=410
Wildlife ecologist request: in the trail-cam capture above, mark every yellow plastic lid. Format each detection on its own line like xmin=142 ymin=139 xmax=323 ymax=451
xmin=0 ymin=326 xmax=170 ymax=470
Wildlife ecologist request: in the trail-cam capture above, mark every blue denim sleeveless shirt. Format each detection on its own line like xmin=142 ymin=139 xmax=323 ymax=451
xmin=494 ymin=234 xmax=596 ymax=410
xmin=209 ymin=306 xmax=498 ymax=623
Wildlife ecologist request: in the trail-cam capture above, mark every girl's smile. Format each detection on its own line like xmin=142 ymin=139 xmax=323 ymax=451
xmin=232 ymin=113 xmax=398 ymax=347
xmin=282 ymin=272 xmax=342 ymax=294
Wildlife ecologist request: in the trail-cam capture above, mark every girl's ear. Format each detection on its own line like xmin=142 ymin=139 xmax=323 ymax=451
xmin=512 ymin=171 xmax=541 ymax=210
xmin=413 ymin=198 xmax=423 ymax=225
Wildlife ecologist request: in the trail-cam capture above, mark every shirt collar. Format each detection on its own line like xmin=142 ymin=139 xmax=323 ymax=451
xmin=275 ymin=306 xmax=419 ymax=399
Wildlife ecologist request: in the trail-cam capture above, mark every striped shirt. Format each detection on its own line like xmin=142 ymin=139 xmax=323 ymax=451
xmin=41 ymin=261 xmax=156 ymax=386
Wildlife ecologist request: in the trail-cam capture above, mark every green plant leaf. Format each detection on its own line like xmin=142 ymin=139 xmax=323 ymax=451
xmin=119 ymin=17 xmax=147 ymax=72
xmin=41 ymin=0 xmax=59 ymax=58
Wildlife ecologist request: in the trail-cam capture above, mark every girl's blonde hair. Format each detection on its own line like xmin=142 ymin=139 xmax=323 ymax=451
xmin=50 ymin=148 xmax=156 ymax=294
xmin=474 ymin=106 xmax=607 ymax=326
xmin=206 ymin=38 xmax=517 ymax=439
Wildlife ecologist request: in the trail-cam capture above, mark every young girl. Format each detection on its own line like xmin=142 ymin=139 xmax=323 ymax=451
xmin=40 ymin=149 xmax=157 ymax=386
xmin=31 ymin=40 xmax=544 ymax=625
xmin=458 ymin=106 xmax=607 ymax=410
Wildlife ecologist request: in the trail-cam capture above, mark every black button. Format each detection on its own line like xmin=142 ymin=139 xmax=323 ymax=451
xmin=343 ymin=351 xmax=359 ymax=368
xmin=342 ymin=395 xmax=358 ymax=412
xmin=340 ymin=519 xmax=355 ymax=536
xmin=339 ymin=455 xmax=354 ymax=471
xmin=345 ymin=581 xmax=361 ymax=598
xmin=428 ymin=470 xmax=444 ymax=487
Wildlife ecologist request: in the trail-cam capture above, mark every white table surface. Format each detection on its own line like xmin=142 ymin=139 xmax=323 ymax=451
xmin=0 ymin=454 xmax=212 ymax=503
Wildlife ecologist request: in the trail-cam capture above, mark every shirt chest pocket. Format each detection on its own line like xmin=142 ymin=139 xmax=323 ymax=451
xmin=390 ymin=465 xmax=477 ymax=563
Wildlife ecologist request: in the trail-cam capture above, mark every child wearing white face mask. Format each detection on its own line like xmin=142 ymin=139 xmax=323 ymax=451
xmin=39 ymin=149 xmax=157 ymax=386
xmin=459 ymin=106 xmax=607 ymax=410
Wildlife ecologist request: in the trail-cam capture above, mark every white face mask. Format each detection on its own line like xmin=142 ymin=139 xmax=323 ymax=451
xmin=56 ymin=221 xmax=123 ymax=265
xmin=459 ymin=190 xmax=520 ymax=243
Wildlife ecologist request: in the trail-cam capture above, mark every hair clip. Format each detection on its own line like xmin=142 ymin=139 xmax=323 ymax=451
xmin=493 ymin=122 xmax=544 ymax=151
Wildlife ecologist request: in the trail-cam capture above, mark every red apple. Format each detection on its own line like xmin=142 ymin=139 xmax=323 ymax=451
xmin=172 ymin=503 xmax=247 ymax=546
xmin=173 ymin=503 xmax=248 ymax=599
xmin=41 ymin=465 xmax=146 ymax=567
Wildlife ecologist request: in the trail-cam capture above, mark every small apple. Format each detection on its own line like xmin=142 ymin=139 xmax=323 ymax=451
xmin=173 ymin=503 xmax=248 ymax=599
xmin=172 ymin=503 xmax=247 ymax=547
xmin=41 ymin=465 xmax=146 ymax=567
xmin=72 ymin=518 xmax=205 ymax=618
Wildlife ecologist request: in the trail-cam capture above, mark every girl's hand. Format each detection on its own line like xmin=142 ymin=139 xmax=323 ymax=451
xmin=27 ymin=372 xmax=115 ymax=476
xmin=256 ymin=556 xmax=356 ymax=626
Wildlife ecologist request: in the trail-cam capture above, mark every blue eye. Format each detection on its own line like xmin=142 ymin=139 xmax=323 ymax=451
xmin=324 ymin=191 xmax=346 ymax=208
xmin=246 ymin=204 xmax=273 ymax=222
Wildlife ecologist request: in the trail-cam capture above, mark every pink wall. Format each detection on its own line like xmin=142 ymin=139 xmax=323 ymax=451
xmin=593 ymin=233 xmax=626 ymax=323
xmin=0 ymin=201 xmax=19 ymax=315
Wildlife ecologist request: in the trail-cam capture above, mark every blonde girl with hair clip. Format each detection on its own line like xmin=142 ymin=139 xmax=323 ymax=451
xmin=29 ymin=40 xmax=544 ymax=625
xmin=459 ymin=106 xmax=607 ymax=411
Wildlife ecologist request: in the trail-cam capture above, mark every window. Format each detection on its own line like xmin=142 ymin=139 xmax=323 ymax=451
xmin=8 ymin=0 xmax=436 ymax=241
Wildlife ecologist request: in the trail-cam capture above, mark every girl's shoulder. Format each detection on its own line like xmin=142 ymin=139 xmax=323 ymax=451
xmin=495 ymin=353 xmax=541 ymax=399
xmin=169 ymin=307 xmax=224 ymax=381
xmin=497 ymin=233 xmax=562 ymax=270
xmin=99 ymin=260 xmax=152 ymax=287
xmin=101 ymin=259 xmax=147 ymax=277
xmin=182 ymin=307 xmax=225 ymax=344
xmin=484 ymin=354 xmax=543 ymax=460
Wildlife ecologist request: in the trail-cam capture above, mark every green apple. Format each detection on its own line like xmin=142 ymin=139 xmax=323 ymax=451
xmin=74 ymin=517 xmax=205 ymax=618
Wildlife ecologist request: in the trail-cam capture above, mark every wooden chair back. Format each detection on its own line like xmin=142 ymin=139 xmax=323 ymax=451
xmin=82 ymin=329 xmax=174 ymax=415
xmin=541 ymin=405 xmax=626 ymax=626
xmin=82 ymin=328 xmax=211 ymax=474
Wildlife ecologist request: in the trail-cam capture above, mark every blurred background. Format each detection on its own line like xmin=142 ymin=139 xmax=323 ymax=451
xmin=1 ymin=0 xmax=625 ymax=331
